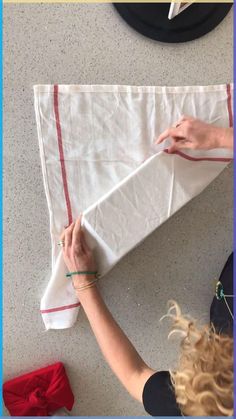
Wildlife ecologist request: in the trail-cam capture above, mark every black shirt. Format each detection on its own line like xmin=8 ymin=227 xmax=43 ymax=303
xmin=142 ymin=253 xmax=233 ymax=416
xmin=143 ymin=370 xmax=181 ymax=416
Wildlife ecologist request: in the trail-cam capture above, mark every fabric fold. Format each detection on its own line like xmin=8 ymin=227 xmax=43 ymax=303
xmin=82 ymin=149 xmax=233 ymax=276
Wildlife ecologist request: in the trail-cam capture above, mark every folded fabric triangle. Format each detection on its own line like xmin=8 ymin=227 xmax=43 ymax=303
xmin=82 ymin=148 xmax=233 ymax=276
xmin=34 ymin=84 xmax=233 ymax=330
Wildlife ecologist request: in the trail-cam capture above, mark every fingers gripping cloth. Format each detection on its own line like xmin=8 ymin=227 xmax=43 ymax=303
xmin=34 ymin=84 xmax=233 ymax=330
xmin=3 ymin=362 xmax=74 ymax=416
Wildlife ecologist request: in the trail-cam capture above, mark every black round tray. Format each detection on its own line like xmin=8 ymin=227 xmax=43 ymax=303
xmin=113 ymin=3 xmax=232 ymax=43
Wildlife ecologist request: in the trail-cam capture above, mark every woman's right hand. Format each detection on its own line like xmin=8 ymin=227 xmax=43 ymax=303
xmin=155 ymin=115 xmax=233 ymax=152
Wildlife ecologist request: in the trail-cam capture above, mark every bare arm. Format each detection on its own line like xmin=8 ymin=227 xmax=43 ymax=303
xmin=60 ymin=220 xmax=154 ymax=402
xmin=78 ymin=286 xmax=154 ymax=401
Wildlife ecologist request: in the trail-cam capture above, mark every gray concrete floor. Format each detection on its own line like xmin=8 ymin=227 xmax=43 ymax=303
xmin=3 ymin=4 xmax=233 ymax=416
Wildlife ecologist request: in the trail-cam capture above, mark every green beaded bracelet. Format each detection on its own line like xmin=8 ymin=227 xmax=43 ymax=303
xmin=66 ymin=271 xmax=97 ymax=278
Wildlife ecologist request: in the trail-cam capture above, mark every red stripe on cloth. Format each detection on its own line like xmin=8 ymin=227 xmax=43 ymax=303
xmin=164 ymin=149 xmax=232 ymax=162
xmin=226 ymin=83 xmax=233 ymax=128
xmin=41 ymin=302 xmax=81 ymax=314
xmin=53 ymin=85 xmax=73 ymax=226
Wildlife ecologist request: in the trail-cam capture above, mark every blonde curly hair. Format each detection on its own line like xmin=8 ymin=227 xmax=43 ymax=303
xmin=164 ymin=301 xmax=233 ymax=416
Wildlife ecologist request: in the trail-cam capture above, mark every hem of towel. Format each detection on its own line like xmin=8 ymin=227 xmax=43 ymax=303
xmin=33 ymin=83 xmax=233 ymax=94
xmin=34 ymin=89 xmax=57 ymax=268
xmin=41 ymin=303 xmax=80 ymax=330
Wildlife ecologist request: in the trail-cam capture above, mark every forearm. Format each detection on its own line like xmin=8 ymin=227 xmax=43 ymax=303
xmin=214 ymin=127 xmax=233 ymax=149
xmin=76 ymin=284 xmax=154 ymax=401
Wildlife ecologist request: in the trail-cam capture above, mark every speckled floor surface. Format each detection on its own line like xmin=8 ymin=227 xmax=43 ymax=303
xmin=3 ymin=4 xmax=233 ymax=416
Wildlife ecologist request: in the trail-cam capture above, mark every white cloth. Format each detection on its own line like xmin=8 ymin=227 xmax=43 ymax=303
xmin=34 ymin=84 xmax=233 ymax=330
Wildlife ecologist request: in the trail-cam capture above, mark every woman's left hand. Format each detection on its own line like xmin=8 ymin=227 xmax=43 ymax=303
xmin=60 ymin=219 xmax=153 ymax=403
xmin=60 ymin=217 xmax=97 ymax=288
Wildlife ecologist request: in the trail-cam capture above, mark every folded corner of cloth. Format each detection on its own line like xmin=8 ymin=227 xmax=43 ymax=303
xmin=82 ymin=149 xmax=232 ymax=277
xmin=40 ymin=250 xmax=81 ymax=331
xmin=3 ymin=362 xmax=74 ymax=416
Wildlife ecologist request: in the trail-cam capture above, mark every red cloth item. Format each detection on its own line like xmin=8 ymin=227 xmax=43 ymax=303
xmin=3 ymin=362 xmax=74 ymax=416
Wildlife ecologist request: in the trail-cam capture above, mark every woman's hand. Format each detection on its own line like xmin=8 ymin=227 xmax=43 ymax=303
xmin=156 ymin=115 xmax=233 ymax=152
xmin=60 ymin=217 xmax=97 ymax=289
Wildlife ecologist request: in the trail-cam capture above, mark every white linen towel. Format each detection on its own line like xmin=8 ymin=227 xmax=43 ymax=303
xmin=34 ymin=84 xmax=233 ymax=330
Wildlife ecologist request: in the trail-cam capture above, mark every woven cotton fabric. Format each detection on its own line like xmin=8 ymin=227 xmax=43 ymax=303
xmin=34 ymin=84 xmax=233 ymax=330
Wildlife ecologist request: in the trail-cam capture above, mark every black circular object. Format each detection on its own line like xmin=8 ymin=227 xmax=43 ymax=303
xmin=113 ymin=3 xmax=232 ymax=43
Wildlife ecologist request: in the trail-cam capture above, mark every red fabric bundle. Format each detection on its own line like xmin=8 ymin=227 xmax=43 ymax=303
xmin=3 ymin=362 xmax=74 ymax=416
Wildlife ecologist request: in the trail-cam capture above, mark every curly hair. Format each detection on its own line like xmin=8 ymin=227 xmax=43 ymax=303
xmin=163 ymin=301 xmax=233 ymax=416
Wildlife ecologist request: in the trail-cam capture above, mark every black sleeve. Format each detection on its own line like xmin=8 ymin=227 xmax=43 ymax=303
xmin=142 ymin=371 xmax=182 ymax=416
xmin=210 ymin=252 xmax=233 ymax=335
